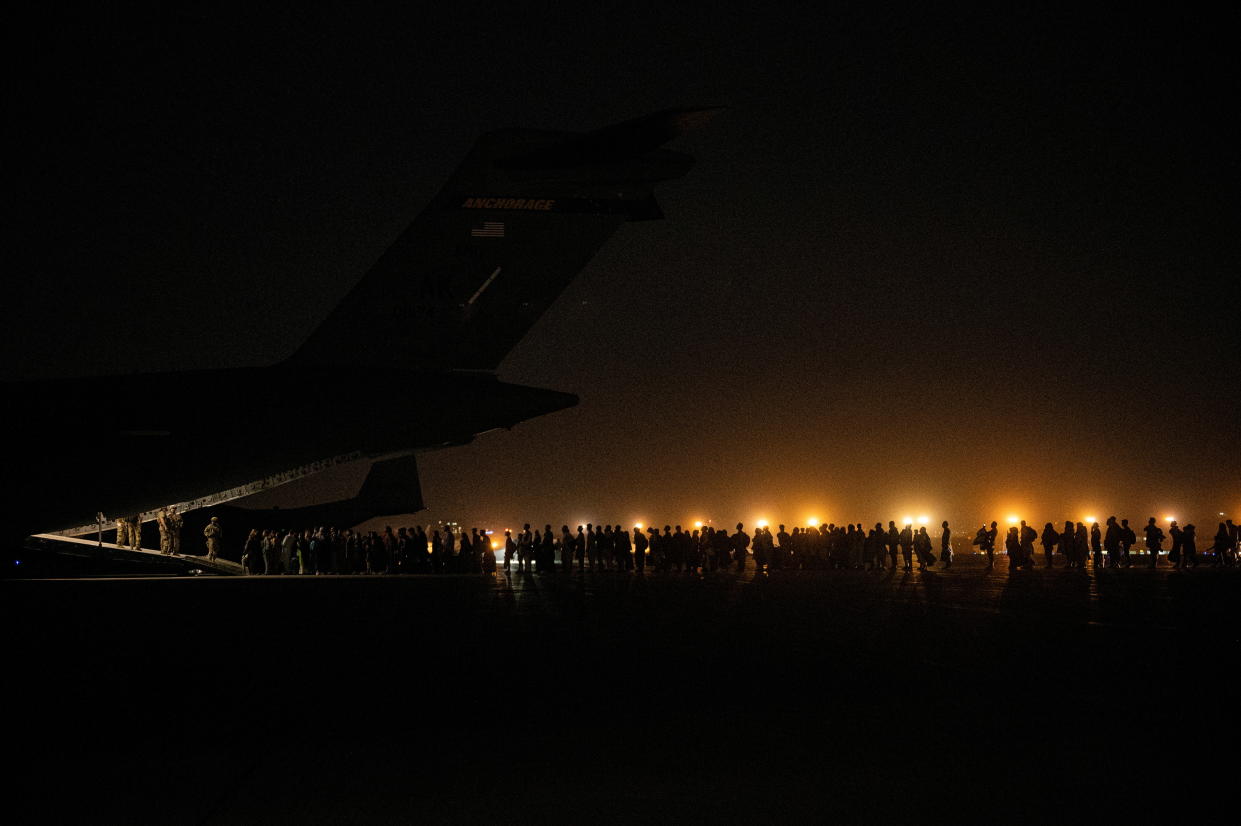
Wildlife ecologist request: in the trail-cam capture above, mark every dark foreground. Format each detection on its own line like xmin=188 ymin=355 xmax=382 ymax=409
xmin=5 ymin=559 xmax=1239 ymax=824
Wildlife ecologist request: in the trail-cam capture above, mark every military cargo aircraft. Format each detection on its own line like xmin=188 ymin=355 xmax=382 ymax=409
xmin=9 ymin=108 xmax=718 ymax=541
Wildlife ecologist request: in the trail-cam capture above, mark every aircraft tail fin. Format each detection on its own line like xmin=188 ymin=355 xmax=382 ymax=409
xmin=287 ymin=108 xmax=719 ymax=371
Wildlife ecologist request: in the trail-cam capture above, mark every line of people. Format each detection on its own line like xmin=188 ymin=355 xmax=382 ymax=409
xmin=978 ymin=517 xmax=1238 ymax=571
xmin=234 ymin=517 xmax=1240 ymax=575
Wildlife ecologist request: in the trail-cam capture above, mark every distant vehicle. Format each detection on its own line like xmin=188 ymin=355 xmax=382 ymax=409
xmin=8 ymin=108 xmax=719 ymax=539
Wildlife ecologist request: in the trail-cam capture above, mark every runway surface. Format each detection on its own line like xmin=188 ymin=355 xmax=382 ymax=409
xmin=6 ymin=558 xmax=1238 ymax=824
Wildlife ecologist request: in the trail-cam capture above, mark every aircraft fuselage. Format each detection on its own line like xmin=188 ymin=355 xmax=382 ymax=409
xmin=7 ymin=365 xmax=576 ymax=534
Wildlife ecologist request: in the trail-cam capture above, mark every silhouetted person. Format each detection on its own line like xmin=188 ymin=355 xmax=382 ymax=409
xmin=913 ymin=526 xmax=933 ymax=570
xmin=886 ymin=522 xmax=901 ymax=570
xmin=444 ymin=528 xmax=457 ymax=573
xmin=599 ymin=525 xmax=615 ymax=570
xmin=242 ymin=528 xmax=260 ymax=574
xmin=518 ymin=524 xmax=533 ymax=572
xmin=708 ymin=527 xmax=728 ymax=571
xmin=774 ymin=524 xmax=790 ymax=570
xmin=1119 ymin=519 xmax=1136 ymax=567
xmin=481 ymin=535 xmax=497 ymax=573
xmin=262 ymin=529 xmax=278 ymax=574
xmin=559 ymin=525 xmax=573 ymax=569
xmin=614 ymin=524 xmax=633 ymax=570
xmin=983 ymin=522 xmax=998 ymax=569
xmin=1074 ymin=523 xmax=1089 ymax=568
xmin=1178 ymin=524 xmax=1197 ymax=568
xmin=1090 ymin=522 xmax=1103 ymax=568
xmin=1209 ymin=522 xmax=1232 ymax=566
xmin=584 ymin=524 xmax=597 ymax=570
xmin=1168 ymin=521 xmax=1182 ymax=566
xmin=731 ymin=523 xmax=750 ymax=571
xmin=1059 ymin=522 xmax=1076 ymax=568
xmin=1103 ymin=517 xmax=1122 ymax=568
xmin=1143 ymin=518 xmax=1165 ymax=568
xmin=1005 ymin=527 xmax=1021 ymax=571
xmin=1019 ymin=521 xmax=1037 ymax=569
xmin=574 ymin=525 xmax=586 ymax=570
xmin=1040 ymin=522 xmax=1058 ymax=568
xmin=940 ymin=521 xmax=952 ymax=569
xmin=899 ymin=523 xmax=914 ymax=571
xmin=633 ymin=526 xmax=648 ymax=572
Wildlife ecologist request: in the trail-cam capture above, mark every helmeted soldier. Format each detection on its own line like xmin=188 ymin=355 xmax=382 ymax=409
xmin=166 ymin=506 xmax=183 ymax=555
xmin=157 ymin=509 xmax=170 ymax=554
xmin=203 ymin=516 xmax=222 ymax=561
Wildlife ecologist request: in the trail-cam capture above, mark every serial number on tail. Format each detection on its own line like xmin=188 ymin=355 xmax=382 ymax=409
xmin=462 ymin=197 xmax=556 ymax=210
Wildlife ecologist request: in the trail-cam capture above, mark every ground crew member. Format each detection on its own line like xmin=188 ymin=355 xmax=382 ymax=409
xmin=203 ymin=516 xmax=222 ymax=561
xmin=115 ymin=517 xmax=129 ymax=549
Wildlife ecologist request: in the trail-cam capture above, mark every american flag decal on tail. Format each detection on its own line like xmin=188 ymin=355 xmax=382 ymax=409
xmin=470 ymin=221 xmax=505 ymax=238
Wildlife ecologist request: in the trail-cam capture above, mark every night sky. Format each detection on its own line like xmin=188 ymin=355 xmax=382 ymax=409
xmin=11 ymin=8 xmax=1239 ymax=531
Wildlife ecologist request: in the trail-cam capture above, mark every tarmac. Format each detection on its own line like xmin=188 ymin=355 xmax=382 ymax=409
xmin=5 ymin=556 xmax=1238 ymax=824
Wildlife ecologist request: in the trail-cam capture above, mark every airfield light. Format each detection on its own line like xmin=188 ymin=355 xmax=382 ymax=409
xmin=1164 ymin=515 xmax=1175 ymax=523
xmin=756 ymin=519 xmax=769 ymax=529
xmin=917 ymin=515 xmax=929 ymax=525
xmin=1084 ymin=516 xmax=1097 ymax=524
xmin=902 ymin=515 xmax=913 ymax=526
xmin=807 ymin=517 xmax=819 ymax=527
xmin=491 ymin=540 xmax=499 ymax=551
xmin=1007 ymin=515 xmax=1019 ymax=524
xmin=634 ymin=522 xmax=644 ymax=530
xmin=693 ymin=520 xmax=703 ymax=529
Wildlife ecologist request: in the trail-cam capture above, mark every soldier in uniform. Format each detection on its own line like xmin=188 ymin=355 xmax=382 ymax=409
xmin=166 ymin=506 xmax=183 ymax=555
xmin=115 ymin=516 xmax=129 ymax=549
xmin=126 ymin=514 xmax=142 ymax=550
xmin=157 ymin=509 xmax=170 ymax=554
xmin=203 ymin=516 xmax=222 ymax=561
